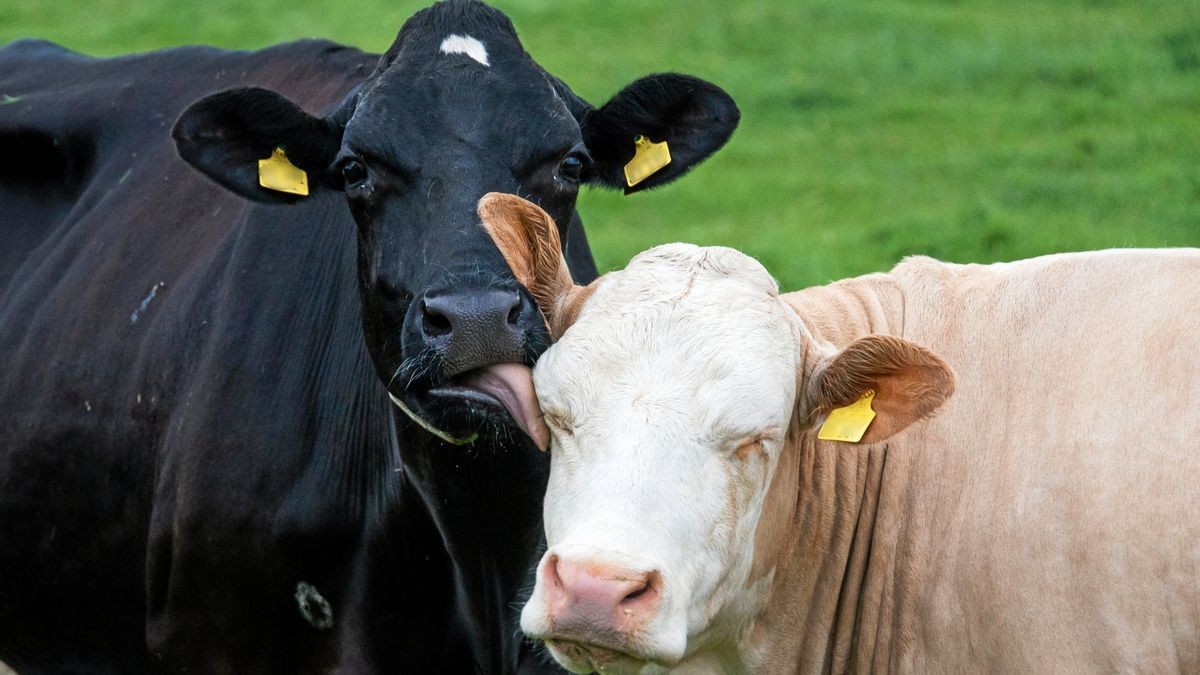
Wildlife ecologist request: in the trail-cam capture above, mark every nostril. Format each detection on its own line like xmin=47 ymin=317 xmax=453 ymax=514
xmin=421 ymin=299 xmax=453 ymax=338
xmin=545 ymin=554 xmax=563 ymax=589
xmin=620 ymin=570 xmax=659 ymax=607
xmin=505 ymin=294 xmax=522 ymax=327
xmin=623 ymin=582 xmax=651 ymax=602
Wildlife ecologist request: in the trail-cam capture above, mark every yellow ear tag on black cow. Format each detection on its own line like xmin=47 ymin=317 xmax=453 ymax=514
xmin=817 ymin=389 xmax=877 ymax=443
xmin=623 ymin=135 xmax=671 ymax=188
xmin=258 ymin=147 xmax=309 ymax=196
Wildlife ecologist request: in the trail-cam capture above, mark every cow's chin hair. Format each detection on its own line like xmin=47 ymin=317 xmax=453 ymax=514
xmin=545 ymin=640 xmax=669 ymax=675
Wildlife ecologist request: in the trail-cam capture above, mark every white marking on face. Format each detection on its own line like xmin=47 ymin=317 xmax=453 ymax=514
xmin=521 ymin=244 xmax=801 ymax=670
xmin=439 ymin=34 xmax=490 ymax=66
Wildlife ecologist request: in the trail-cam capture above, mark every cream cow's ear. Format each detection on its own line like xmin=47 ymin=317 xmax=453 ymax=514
xmin=477 ymin=193 xmax=599 ymax=340
xmin=806 ymin=335 xmax=955 ymax=444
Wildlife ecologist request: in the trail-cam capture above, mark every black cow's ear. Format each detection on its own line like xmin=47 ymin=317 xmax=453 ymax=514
xmin=582 ymin=74 xmax=739 ymax=194
xmin=173 ymin=87 xmax=343 ymax=204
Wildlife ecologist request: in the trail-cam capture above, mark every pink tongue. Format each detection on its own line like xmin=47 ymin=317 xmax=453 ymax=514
xmin=462 ymin=363 xmax=549 ymax=451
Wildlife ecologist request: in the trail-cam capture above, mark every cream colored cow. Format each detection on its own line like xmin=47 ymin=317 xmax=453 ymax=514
xmin=479 ymin=193 xmax=1200 ymax=675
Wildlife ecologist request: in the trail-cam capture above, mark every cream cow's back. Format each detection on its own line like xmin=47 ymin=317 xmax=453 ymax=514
xmin=855 ymin=249 xmax=1200 ymax=672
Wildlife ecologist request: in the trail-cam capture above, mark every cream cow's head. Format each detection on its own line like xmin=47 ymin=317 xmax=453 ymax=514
xmin=479 ymin=194 xmax=954 ymax=673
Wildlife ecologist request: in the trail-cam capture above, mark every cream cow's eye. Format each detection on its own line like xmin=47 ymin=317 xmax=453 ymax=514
xmin=733 ymin=439 xmax=764 ymax=461
xmin=731 ymin=428 xmax=781 ymax=461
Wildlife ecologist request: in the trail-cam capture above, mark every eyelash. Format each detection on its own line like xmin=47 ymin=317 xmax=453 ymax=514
xmin=730 ymin=429 xmax=780 ymax=460
xmin=734 ymin=440 xmax=764 ymax=461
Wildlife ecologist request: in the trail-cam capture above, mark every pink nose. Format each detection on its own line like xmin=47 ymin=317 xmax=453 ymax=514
xmin=541 ymin=554 xmax=661 ymax=637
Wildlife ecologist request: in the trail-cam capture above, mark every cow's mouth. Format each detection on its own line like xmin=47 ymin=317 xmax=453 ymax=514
xmin=544 ymin=639 xmax=661 ymax=674
xmin=393 ymin=363 xmax=549 ymax=449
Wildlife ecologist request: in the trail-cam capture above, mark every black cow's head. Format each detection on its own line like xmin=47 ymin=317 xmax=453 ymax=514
xmin=173 ymin=0 xmax=738 ymax=447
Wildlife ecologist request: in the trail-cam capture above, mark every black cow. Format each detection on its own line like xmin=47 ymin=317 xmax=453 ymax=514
xmin=0 ymin=1 xmax=738 ymax=673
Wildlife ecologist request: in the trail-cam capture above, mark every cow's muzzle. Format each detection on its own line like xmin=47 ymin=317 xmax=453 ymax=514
xmin=388 ymin=285 xmax=549 ymax=447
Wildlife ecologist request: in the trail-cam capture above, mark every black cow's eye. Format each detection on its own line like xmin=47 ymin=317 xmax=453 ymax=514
xmin=557 ymin=152 xmax=587 ymax=183
xmin=341 ymin=158 xmax=368 ymax=187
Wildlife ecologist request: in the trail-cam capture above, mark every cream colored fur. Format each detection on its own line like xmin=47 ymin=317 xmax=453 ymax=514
xmin=480 ymin=190 xmax=1200 ymax=675
xmin=528 ymin=242 xmax=1200 ymax=672
xmin=756 ymin=249 xmax=1200 ymax=673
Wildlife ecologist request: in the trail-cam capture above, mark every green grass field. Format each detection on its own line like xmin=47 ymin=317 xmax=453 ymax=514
xmin=2 ymin=0 xmax=1197 ymax=289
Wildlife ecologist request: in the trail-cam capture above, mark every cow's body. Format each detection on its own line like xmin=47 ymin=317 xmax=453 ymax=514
xmin=0 ymin=38 xmax=371 ymax=672
xmin=0 ymin=38 xmax=570 ymax=673
xmin=474 ymin=197 xmax=1199 ymax=674
xmin=763 ymin=249 xmax=1200 ymax=673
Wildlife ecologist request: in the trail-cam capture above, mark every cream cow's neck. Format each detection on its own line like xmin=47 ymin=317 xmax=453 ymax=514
xmin=739 ymin=271 xmax=911 ymax=674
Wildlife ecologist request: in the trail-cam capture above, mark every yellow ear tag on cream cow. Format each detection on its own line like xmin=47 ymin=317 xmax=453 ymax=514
xmin=258 ymin=147 xmax=309 ymax=196
xmin=623 ymin=135 xmax=671 ymax=187
xmin=817 ymin=389 xmax=877 ymax=443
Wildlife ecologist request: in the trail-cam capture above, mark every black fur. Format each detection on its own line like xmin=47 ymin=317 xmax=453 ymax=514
xmin=582 ymin=73 xmax=741 ymax=193
xmin=173 ymin=87 xmax=344 ymax=201
xmin=0 ymin=2 xmax=739 ymax=672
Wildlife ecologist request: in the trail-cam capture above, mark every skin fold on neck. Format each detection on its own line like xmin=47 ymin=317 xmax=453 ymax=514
xmin=742 ymin=273 xmax=907 ymax=673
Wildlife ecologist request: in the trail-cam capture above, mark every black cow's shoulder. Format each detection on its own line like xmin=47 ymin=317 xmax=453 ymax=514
xmin=0 ymin=35 xmax=374 ymax=296
xmin=0 ymin=36 xmax=375 ymax=111
xmin=0 ymin=37 xmax=89 ymax=62
xmin=0 ymin=34 xmax=367 ymax=64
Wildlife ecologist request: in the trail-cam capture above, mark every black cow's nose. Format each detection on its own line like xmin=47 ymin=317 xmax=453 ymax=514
xmin=418 ymin=288 xmax=527 ymax=376
xmin=422 ymin=290 xmax=521 ymax=338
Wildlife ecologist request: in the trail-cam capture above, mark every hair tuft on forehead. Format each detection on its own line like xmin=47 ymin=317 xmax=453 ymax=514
xmin=625 ymin=244 xmax=780 ymax=299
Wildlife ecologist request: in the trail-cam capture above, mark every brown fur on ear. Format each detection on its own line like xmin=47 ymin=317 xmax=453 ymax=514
xmin=477 ymin=193 xmax=597 ymax=339
xmin=811 ymin=335 xmax=955 ymax=443
xmin=549 ymin=279 xmax=600 ymax=338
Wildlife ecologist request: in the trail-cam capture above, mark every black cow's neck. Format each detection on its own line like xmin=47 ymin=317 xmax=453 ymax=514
xmin=366 ymin=421 xmax=549 ymax=673
xmin=418 ymin=427 xmax=546 ymax=626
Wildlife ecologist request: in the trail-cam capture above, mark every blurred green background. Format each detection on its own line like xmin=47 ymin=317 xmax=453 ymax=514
xmin=2 ymin=0 xmax=1196 ymax=289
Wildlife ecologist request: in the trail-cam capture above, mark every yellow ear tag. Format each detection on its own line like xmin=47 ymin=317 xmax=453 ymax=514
xmin=817 ymin=389 xmax=877 ymax=443
xmin=258 ymin=147 xmax=309 ymax=196
xmin=623 ymin=135 xmax=672 ymax=187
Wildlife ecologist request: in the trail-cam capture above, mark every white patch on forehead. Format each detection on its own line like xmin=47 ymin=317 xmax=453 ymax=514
xmin=439 ymin=34 xmax=490 ymax=66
